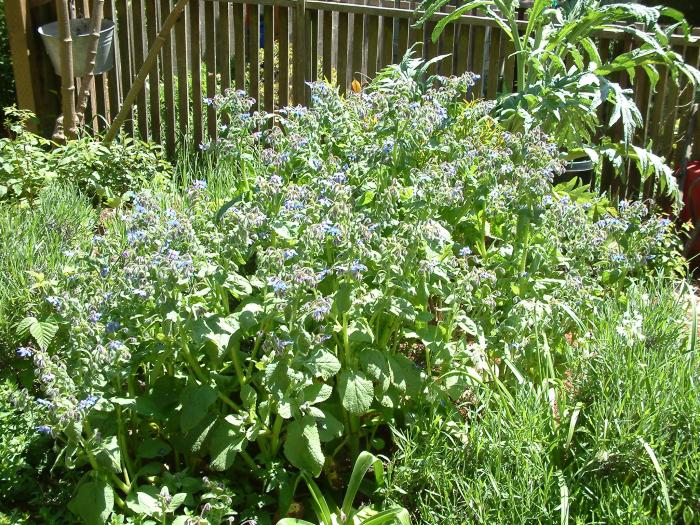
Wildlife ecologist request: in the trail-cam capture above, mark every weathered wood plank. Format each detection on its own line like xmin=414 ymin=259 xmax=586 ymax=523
xmin=160 ymin=0 xmax=176 ymax=157
xmin=205 ymin=0 xmax=217 ymax=140
xmin=191 ymin=0 xmax=203 ymax=145
xmin=145 ymin=0 xmax=161 ymax=142
xmin=279 ymin=6 xmax=290 ymax=107
xmin=337 ymin=11 xmax=349 ymax=93
xmin=264 ymin=4 xmax=274 ymax=114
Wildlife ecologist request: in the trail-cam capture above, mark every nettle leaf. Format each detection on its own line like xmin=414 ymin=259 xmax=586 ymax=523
xmin=304 ymin=349 xmax=341 ymax=380
xmin=284 ymin=415 xmax=325 ymax=477
xmin=209 ymin=417 xmax=246 ymax=471
xmin=338 ymin=370 xmax=374 ymax=415
xmin=68 ymin=479 xmax=114 ymax=525
xmin=29 ymin=318 xmax=59 ymax=350
xmin=180 ymin=383 xmax=218 ymax=433
xmin=16 ymin=316 xmax=37 ymax=337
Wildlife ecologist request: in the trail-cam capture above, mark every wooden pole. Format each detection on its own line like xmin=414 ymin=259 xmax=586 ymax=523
xmin=76 ymin=0 xmax=105 ymax=121
xmin=104 ymin=0 xmax=190 ymax=143
xmin=54 ymin=0 xmax=77 ymax=141
xmin=4 ymin=0 xmax=40 ymax=120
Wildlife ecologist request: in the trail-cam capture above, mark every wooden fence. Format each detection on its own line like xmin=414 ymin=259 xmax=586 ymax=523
xmin=6 ymin=0 xmax=700 ymax=199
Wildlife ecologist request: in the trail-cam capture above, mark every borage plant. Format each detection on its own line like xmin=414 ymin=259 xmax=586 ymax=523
xmin=14 ymin=58 xmax=682 ymax=523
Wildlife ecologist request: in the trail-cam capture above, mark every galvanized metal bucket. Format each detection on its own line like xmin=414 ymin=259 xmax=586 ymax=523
xmin=38 ymin=18 xmax=115 ymax=77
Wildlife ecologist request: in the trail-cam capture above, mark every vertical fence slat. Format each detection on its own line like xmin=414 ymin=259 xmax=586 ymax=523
xmin=233 ymin=4 xmax=246 ymax=91
xmin=145 ymin=0 xmax=161 ymax=143
xmin=323 ymin=10 xmax=333 ymax=81
xmin=293 ymin=0 xmax=307 ymax=104
xmin=381 ymin=13 xmax=393 ymax=70
xmin=191 ymin=0 xmax=203 ymax=145
xmin=309 ymin=9 xmax=319 ymax=83
xmin=160 ymin=0 xmax=176 ymax=157
xmin=264 ymin=5 xmax=274 ymax=114
xmin=218 ymin=2 xmax=231 ymax=95
xmin=175 ymin=1 xmax=189 ymax=140
xmin=486 ymin=28 xmax=501 ymax=99
xmin=205 ymin=0 xmax=217 ymax=140
xmin=424 ymin=19 xmax=438 ymax=75
xmin=438 ymin=22 xmax=454 ymax=76
xmin=105 ymin=0 xmax=119 ymax=125
xmin=352 ymin=8 xmax=365 ymax=83
xmin=367 ymin=13 xmax=379 ymax=79
xmin=471 ymin=25 xmax=486 ymax=98
xmin=337 ymin=12 xmax=349 ymax=94
xmin=279 ymin=7 xmax=290 ymax=107
xmin=454 ymin=23 xmax=470 ymax=75
xmin=116 ymin=0 xmax=133 ymax=136
xmin=396 ymin=11 xmax=408 ymax=61
xmin=132 ymin=0 xmax=148 ymax=139
xmin=248 ymin=3 xmax=260 ymax=112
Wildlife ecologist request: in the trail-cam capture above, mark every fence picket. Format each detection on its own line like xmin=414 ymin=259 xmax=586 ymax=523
xmin=132 ymin=0 xmax=148 ymax=139
xmin=264 ymin=5 xmax=274 ymax=114
xmin=145 ymin=0 xmax=161 ymax=143
xmin=323 ymin=10 xmax=333 ymax=81
xmin=279 ymin=7 xmax=290 ymax=107
xmin=115 ymin=0 xmax=132 ymax=135
xmin=337 ymin=12 xmax=350 ymax=93
xmin=205 ymin=0 xmax=217 ymax=140
xmin=161 ymin=0 xmax=176 ymax=157
xmin=191 ymin=0 xmax=203 ymax=145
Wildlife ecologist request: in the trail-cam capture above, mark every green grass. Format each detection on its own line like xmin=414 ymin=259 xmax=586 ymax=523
xmin=0 ymin=184 xmax=96 ymax=361
xmin=387 ymin=278 xmax=700 ymax=524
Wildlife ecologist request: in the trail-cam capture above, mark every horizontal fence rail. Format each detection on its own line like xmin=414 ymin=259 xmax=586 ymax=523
xmin=6 ymin=0 xmax=700 ymax=201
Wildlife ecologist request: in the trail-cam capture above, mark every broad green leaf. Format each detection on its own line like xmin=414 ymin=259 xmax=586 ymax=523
xmin=333 ymin=283 xmax=353 ymax=315
xmin=68 ymin=480 xmax=114 ymax=525
xmin=304 ymin=349 xmax=341 ymax=380
xmin=317 ymin=409 xmax=344 ymax=442
xmin=302 ymin=383 xmax=333 ymax=405
xmin=125 ymin=486 xmax=160 ymax=516
xmin=137 ymin=438 xmax=172 ymax=459
xmin=180 ymin=383 xmax=218 ymax=433
xmin=284 ymin=416 xmax=325 ymax=477
xmin=209 ymin=417 xmax=246 ymax=471
xmin=338 ymin=370 xmax=374 ymax=415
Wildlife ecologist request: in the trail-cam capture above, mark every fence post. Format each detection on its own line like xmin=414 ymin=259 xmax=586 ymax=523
xmin=5 ymin=0 xmax=40 ymax=122
xmin=293 ymin=0 xmax=306 ymax=105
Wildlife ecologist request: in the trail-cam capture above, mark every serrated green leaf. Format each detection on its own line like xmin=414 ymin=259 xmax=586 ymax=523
xmin=338 ymin=370 xmax=374 ymax=415
xmin=29 ymin=319 xmax=58 ymax=350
